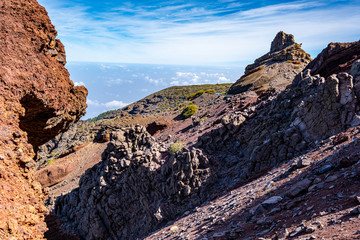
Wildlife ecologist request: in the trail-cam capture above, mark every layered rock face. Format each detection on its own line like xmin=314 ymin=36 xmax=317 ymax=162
xmin=305 ymin=41 xmax=360 ymax=78
xmin=0 ymin=0 xmax=87 ymax=239
xmin=56 ymin=125 xmax=211 ymax=239
xmin=200 ymin=41 xmax=360 ymax=179
xmin=228 ymin=31 xmax=311 ymax=95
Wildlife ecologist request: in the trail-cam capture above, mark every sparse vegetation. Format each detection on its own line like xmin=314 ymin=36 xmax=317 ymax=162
xmin=181 ymin=103 xmax=197 ymax=119
xmin=187 ymin=89 xmax=217 ymax=100
xmin=169 ymin=141 xmax=185 ymax=155
xmin=47 ymin=158 xmax=55 ymax=165
xmin=86 ymin=109 xmax=117 ymax=122
xmin=200 ymin=116 xmax=208 ymax=122
xmin=86 ymin=84 xmax=232 ymax=121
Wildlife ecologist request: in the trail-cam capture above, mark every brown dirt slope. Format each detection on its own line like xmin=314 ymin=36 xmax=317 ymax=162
xmin=0 ymin=0 xmax=87 ymax=239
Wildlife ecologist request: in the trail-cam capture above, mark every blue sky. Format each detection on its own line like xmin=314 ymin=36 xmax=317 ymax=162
xmin=37 ymin=0 xmax=360 ymax=66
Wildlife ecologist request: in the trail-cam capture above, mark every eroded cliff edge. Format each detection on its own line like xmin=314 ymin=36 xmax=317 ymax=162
xmin=0 ymin=0 xmax=87 ymax=238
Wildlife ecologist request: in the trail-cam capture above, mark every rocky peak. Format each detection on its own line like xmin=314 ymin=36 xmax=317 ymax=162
xmin=228 ymin=31 xmax=311 ymax=95
xmin=270 ymin=31 xmax=296 ymax=53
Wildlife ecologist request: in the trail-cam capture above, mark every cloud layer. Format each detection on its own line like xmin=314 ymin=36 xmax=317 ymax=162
xmin=38 ymin=0 xmax=360 ymax=65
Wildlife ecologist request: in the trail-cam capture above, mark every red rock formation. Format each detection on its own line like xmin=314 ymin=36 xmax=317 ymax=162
xmin=305 ymin=41 xmax=360 ymax=78
xmin=0 ymin=0 xmax=87 ymax=239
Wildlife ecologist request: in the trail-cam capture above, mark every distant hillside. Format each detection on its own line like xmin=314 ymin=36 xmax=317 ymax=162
xmin=87 ymin=83 xmax=232 ymax=121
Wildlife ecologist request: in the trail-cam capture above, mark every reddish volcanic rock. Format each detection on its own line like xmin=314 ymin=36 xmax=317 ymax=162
xmin=305 ymin=41 xmax=360 ymax=78
xmin=0 ymin=0 xmax=87 ymax=239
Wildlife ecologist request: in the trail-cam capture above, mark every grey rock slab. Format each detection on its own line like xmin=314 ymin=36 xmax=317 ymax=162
xmin=287 ymin=178 xmax=312 ymax=198
xmin=261 ymin=196 xmax=283 ymax=209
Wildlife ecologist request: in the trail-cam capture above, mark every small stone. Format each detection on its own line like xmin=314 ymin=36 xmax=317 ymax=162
xmin=350 ymin=207 xmax=360 ymax=215
xmin=170 ymin=225 xmax=179 ymax=233
xmin=305 ymin=226 xmax=316 ymax=233
xmin=290 ymin=226 xmax=304 ymax=237
xmin=297 ymin=157 xmax=312 ymax=168
xmin=263 ymin=180 xmax=273 ymax=191
xmin=277 ymin=228 xmax=289 ymax=240
xmin=355 ymin=196 xmax=360 ymax=204
xmin=212 ymin=231 xmax=227 ymax=239
xmin=261 ymin=196 xmax=283 ymax=209
xmin=317 ymin=164 xmax=334 ymax=175
xmin=325 ymin=175 xmax=338 ymax=183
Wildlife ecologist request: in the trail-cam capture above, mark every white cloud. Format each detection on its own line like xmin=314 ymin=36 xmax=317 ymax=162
xmin=144 ymin=76 xmax=164 ymax=85
xmin=38 ymin=0 xmax=360 ymax=65
xmin=105 ymin=78 xmax=133 ymax=86
xmin=87 ymin=98 xmax=128 ymax=109
xmin=218 ymin=76 xmax=230 ymax=82
xmin=104 ymin=100 xmax=128 ymax=109
xmin=74 ymin=81 xmax=85 ymax=86
xmin=170 ymin=71 xmax=232 ymax=85
xmin=87 ymin=99 xmax=100 ymax=106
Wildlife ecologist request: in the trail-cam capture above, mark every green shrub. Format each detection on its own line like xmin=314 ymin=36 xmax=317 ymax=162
xmin=181 ymin=104 xmax=197 ymax=118
xmin=204 ymin=89 xmax=216 ymax=94
xmin=169 ymin=141 xmax=185 ymax=155
xmin=187 ymin=90 xmax=205 ymax=100
xmin=187 ymin=89 xmax=217 ymax=100
xmin=47 ymin=158 xmax=55 ymax=165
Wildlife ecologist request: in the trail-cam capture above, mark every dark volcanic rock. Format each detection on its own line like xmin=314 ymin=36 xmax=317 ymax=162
xmin=305 ymin=41 xmax=360 ymax=78
xmin=55 ymin=125 xmax=212 ymax=239
xmin=201 ymin=58 xmax=360 ymax=181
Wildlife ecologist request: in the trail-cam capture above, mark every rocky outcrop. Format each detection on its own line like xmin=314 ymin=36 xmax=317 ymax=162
xmin=270 ymin=31 xmax=295 ymax=53
xmin=228 ymin=31 xmax=311 ymax=95
xmin=305 ymin=41 xmax=360 ymax=78
xmin=0 ymin=0 xmax=87 ymax=239
xmin=55 ymin=125 xmax=212 ymax=239
xmin=200 ymin=56 xmax=360 ymax=180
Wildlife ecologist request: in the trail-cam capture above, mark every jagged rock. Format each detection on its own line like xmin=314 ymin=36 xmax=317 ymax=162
xmin=55 ymin=125 xmax=212 ymax=239
xmin=270 ymin=31 xmax=295 ymax=53
xmin=351 ymin=59 xmax=360 ymax=80
xmin=0 ymin=0 xmax=87 ymax=239
xmin=305 ymin=41 xmax=360 ymax=78
xmin=228 ymin=31 xmax=311 ymax=95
